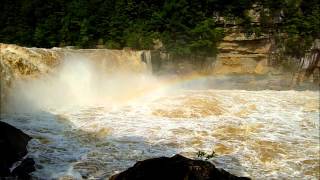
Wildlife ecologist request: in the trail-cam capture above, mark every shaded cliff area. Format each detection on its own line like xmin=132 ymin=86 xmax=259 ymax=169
xmin=150 ymin=31 xmax=271 ymax=76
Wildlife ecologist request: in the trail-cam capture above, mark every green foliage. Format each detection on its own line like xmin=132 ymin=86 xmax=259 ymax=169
xmin=189 ymin=20 xmax=224 ymax=56
xmin=0 ymin=0 xmax=319 ymax=58
xmin=196 ymin=150 xmax=217 ymax=160
xmin=123 ymin=22 xmax=156 ymax=50
xmin=105 ymin=40 xmax=121 ymax=49
xmin=258 ymin=0 xmax=320 ymax=58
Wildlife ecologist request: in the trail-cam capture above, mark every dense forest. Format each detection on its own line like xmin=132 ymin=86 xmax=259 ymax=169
xmin=1 ymin=0 xmax=319 ymax=57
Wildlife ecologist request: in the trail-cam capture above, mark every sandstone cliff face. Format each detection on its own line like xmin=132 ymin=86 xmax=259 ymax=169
xmin=149 ymin=30 xmax=272 ymax=76
xmin=212 ymin=32 xmax=271 ymax=75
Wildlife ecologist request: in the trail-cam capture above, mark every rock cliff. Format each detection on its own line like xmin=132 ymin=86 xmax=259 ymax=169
xmin=148 ymin=29 xmax=272 ymax=76
xmin=213 ymin=31 xmax=271 ymax=75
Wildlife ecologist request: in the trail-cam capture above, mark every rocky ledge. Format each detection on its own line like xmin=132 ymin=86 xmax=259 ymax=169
xmin=110 ymin=154 xmax=250 ymax=180
xmin=0 ymin=121 xmax=35 ymax=179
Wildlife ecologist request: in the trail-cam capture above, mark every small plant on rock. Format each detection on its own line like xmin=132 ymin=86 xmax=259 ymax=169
xmin=196 ymin=150 xmax=217 ymax=160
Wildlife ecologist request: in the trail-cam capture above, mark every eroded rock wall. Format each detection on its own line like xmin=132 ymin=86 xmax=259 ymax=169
xmin=212 ymin=31 xmax=271 ymax=75
xmin=149 ymin=32 xmax=272 ymax=76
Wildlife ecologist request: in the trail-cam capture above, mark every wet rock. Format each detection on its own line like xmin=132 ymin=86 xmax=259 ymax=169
xmin=110 ymin=154 xmax=250 ymax=180
xmin=11 ymin=158 xmax=36 ymax=179
xmin=0 ymin=121 xmax=35 ymax=179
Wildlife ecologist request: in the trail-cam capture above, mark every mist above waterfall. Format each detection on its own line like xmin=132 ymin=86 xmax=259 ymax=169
xmin=1 ymin=46 xmax=319 ymax=179
xmin=6 ymin=54 xmax=160 ymax=112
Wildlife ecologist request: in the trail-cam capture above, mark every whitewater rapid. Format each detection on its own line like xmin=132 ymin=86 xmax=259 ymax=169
xmin=1 ymin=46 xmax=319 ymax=179
xmin=1 ymin=89 xmax=319 ymax=179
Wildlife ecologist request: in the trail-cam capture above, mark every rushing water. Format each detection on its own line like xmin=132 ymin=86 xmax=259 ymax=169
xmin=1 ymin=88 xmax=319 ymax=179
xmin=1 ymin=48 xmax=319 ymax=179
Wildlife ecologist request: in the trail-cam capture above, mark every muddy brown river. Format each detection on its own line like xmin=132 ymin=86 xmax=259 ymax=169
xmin=2 ymin=88 xmax=319 ymax=179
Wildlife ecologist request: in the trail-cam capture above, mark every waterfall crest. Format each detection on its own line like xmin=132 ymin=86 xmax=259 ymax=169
xmin=0 ymin=44 xmax=152 ymax=112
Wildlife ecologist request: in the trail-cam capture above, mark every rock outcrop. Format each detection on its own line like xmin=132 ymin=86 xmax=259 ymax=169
xmin=0 ymin=121 xmax=35 ymax=179
xmin=110 ymin=154 xmax=250 ymax=180
xmin=212 ymin=32 xmax=270 ymax=75
xmin=148 ymin=30 xmax=271 ymax=75
xmin=292 ymin=39 xmax=320 ymax=85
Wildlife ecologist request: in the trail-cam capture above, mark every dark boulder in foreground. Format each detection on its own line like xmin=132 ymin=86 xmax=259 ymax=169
xmin=110 ymin=154 xmax=250 ymax=180
xmin=0 ymin=121 xmax=35 ymax=179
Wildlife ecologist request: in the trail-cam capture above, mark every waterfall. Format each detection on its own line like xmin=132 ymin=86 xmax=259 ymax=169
xmin=0 ymin=44 xmax=152 ymax=112
xmin=294 ymin=40 xmax=320 ymax=84
xmin=141 ymin=51 xmax=152 ymax=74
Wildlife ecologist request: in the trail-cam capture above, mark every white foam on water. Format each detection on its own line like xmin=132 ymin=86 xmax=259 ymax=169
xmin=2 ymin=54 xmax=319 ymax=179
xmin=2 ymin=89 xmax=319 ymax=179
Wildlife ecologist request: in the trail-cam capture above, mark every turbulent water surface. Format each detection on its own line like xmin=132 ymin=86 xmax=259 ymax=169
xmin=1 ymin=50 xmax=319 ymax=179
xmin=2 ymin=88 xmax=319 ymax=179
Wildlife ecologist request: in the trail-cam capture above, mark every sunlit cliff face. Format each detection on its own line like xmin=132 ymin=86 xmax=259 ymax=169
xmin=1 ymin=45 xmax=319 ymax=179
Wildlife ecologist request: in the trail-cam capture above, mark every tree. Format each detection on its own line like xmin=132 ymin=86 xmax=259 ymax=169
xmin=0 ymin=0 xmax=318 ymax=59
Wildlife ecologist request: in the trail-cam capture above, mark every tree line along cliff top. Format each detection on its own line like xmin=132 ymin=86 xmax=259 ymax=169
xmin=0 ymin=0 xmax=319 ymax=57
